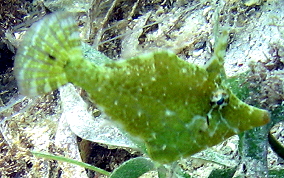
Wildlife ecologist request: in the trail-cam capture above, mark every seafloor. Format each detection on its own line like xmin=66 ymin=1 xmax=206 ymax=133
xmin=1 ymin=0 xmax=284 ymax=177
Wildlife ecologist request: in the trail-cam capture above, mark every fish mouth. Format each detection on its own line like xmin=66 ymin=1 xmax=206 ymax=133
xmin=262 ymin=110 xmax=271 ymax=125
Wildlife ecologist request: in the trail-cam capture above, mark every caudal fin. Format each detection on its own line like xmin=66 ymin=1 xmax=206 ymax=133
xmin=14 ymin=12 xmax=83 ymax=96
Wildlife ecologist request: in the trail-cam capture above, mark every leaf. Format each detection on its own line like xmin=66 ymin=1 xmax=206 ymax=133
xmin=208 ymin=167 xmax=236 ymax=178
xmin=32 ymin=151 xmax=111 ymax=176
xmin=269 ymin=169 xmax=284 ymax=177
xmin=110 ymin=157 xmax=155 ymax=178
xmin=268 ymin=128 xmax=284 ymax=160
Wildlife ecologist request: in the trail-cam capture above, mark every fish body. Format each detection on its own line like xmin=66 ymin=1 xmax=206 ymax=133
xmin=14 ymin=12 xmax=269 ymax=164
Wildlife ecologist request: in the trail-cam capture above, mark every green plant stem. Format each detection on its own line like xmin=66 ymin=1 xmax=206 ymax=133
xmin=31 ymin=151 xmax=111 ymax=176
xmin=238 ymin=123 xmax=269 ymax=177
xmin=268 ymin=105 xmax=284 ymax=160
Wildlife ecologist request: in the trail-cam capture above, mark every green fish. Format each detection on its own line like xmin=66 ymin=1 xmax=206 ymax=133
xmin=14 ymin=12 xmax=270 ymax=164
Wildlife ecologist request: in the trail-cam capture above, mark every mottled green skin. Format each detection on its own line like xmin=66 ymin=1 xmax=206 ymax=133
xmin=64 ymin=51 xmax=269 ymax=163
xmin=14 ymin=12 xmax=270 ymax=164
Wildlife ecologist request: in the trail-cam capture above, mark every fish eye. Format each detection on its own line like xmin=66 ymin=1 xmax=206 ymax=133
xmin=216 ymin=97 xmax=225 ymax=105
xmin=211 ymin=89 xmax=229 ymax=108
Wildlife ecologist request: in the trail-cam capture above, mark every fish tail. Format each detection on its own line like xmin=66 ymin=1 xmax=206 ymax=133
xmin=14 ymin=12 xmax=83 ymax=96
